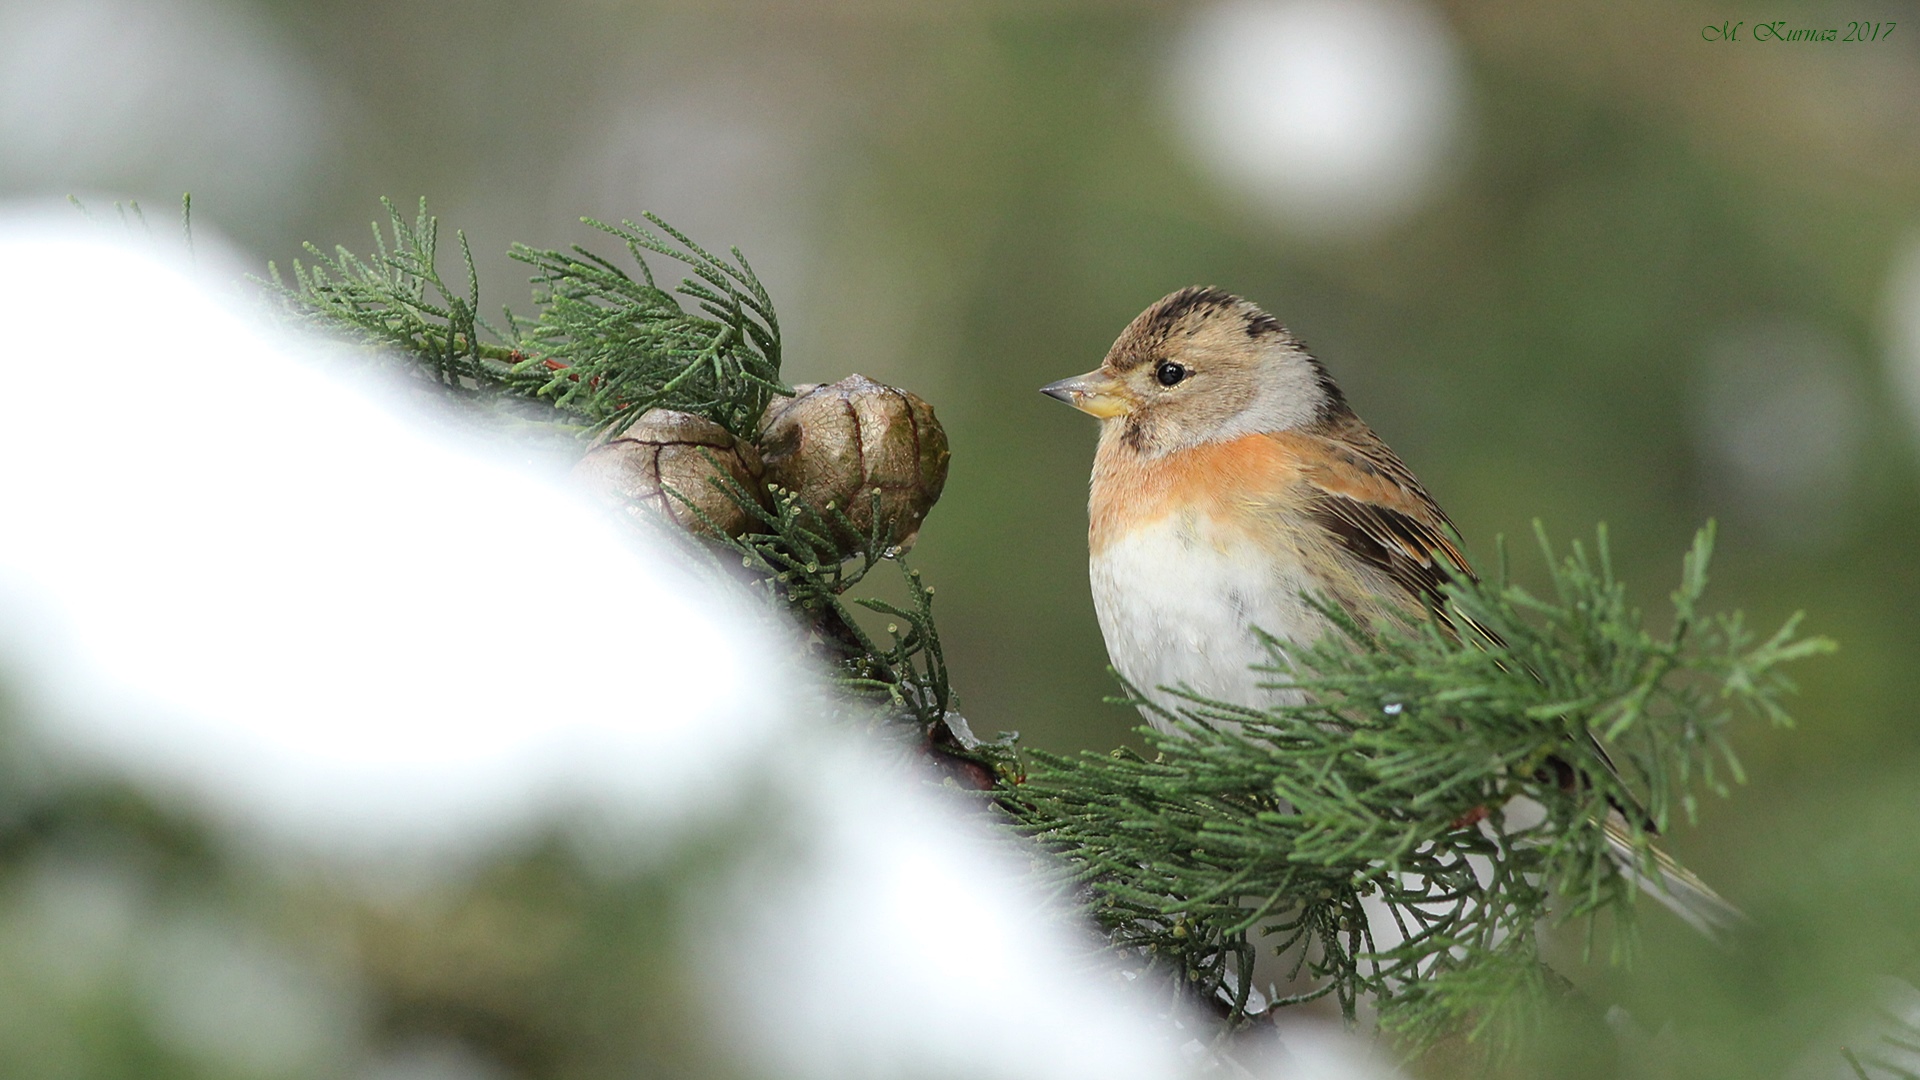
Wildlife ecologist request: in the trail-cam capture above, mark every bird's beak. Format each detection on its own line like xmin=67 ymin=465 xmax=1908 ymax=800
xmin=1039 ymin=368 xmax=1134 ymax=419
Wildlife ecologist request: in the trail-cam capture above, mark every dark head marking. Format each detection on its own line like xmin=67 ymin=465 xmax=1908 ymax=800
xmin=1144 ymin=285 xmax=1239 ymax=340
xmin=1246 ymin=311 xmax=1283 ymax=338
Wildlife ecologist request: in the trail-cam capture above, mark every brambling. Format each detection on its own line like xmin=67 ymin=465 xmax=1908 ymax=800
xmin=1042 ymin=285 xmax=1741 ymax=937
xmin=1041 ymin=285 xmax=1458 ymax=729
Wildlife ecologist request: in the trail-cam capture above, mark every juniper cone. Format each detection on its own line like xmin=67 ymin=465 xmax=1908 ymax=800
xmin=573 ymin=409 xmax=770 ymax=538
xmin=758 ymin=374 xmax=950 ymax=557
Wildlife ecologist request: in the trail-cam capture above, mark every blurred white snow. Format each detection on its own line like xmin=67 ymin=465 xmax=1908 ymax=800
xmin=0 ymin=212 xmax=1396 ymax=1080
xmin=0 ymin=212 xmax=783 ymax=858
xmin=713 ymin=740 xmax=1174 ymax=1080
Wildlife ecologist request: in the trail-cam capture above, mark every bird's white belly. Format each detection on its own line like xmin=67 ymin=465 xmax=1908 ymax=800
xmin=1090 ymin=511 xmax=1329 ymax=731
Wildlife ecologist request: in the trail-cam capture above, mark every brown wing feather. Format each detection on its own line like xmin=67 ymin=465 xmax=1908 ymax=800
xmin=1310 ymin=496 xmax=1465 ymax=614
xmin=1267 ymin=417 xmax=1476 ymax=620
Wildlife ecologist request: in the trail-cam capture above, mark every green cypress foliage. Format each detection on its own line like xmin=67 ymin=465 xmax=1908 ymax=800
xmin=268 ymin=197 xmax=783 ymax=440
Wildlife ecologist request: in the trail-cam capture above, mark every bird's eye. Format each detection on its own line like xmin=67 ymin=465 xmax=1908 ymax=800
xmin=1155 ymin=361 xmax=1187 ymax=387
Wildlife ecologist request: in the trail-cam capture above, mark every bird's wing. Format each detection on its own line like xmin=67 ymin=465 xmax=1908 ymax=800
xmin=1263 ymin=420 xmax=1474 ymax=617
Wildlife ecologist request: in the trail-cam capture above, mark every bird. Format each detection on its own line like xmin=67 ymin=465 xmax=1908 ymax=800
xmin=1040 ymin=284 xmax=1742 ymax=939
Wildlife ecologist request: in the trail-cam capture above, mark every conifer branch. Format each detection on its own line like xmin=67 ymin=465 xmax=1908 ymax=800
xmin=1004 ymin=522 xmax=1832 ymax=1047
xmin=510 ymin=215 xmax=784 ymax=440
xmin=266 ymin=197 xmax=524 ymax=399
xmin=265 ymin=200 xmax=786 ymax=440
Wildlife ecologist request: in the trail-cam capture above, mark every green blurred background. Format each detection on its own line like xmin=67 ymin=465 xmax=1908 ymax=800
xmin=5 ymin=0 xmax=1920 ymax=1076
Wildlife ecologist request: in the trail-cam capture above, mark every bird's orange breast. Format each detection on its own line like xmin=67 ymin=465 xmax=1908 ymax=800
xmin=1088 ymin=432 xmax=1305 ymax=555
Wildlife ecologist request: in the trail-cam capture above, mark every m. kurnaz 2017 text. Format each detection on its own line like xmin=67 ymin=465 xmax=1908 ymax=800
xmin=1703 ymin=20 xmax=1896 ymax=41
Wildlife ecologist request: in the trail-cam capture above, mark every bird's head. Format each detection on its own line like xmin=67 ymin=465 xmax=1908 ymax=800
xmin=1041 ymin=286 xmax=1347 ymax=457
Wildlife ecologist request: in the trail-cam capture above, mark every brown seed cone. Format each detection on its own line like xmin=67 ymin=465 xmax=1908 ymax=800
xmin=757 ymin=374 xmax=950 ymax=558
xmin=572 ymin=410 xmax=769 ymax=538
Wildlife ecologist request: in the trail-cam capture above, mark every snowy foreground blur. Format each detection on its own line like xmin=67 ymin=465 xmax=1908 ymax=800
xmin=0 ymin=215 xmax=1398 ymax=1079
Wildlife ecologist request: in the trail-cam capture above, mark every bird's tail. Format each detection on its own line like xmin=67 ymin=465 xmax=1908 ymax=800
xmin=1602 ymin=812 xmax=1747 ymax=943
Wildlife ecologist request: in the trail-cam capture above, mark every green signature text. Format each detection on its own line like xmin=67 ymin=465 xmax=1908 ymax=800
xmin=1703 ymin=20 xmax=1896 ymax=41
